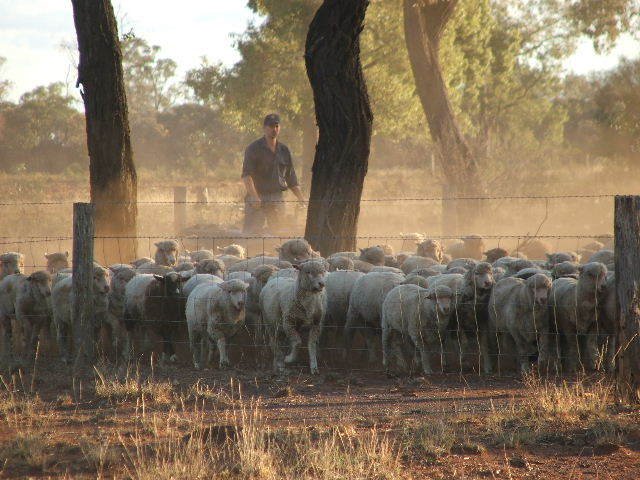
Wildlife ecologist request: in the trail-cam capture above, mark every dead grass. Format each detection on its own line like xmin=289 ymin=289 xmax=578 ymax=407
xmin=93 ymin=366 xmax=174 ymax=405
xmin=123 ymin=401 xmax=403 ymax=479
xmin=484 ymin=374 xmax=635 ymax=448
xmin=0 ymin=432 xmax=50 ymax=473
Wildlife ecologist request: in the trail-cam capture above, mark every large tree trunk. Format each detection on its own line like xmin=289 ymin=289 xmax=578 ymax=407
xmin=300 ymin=112 xmax=317 ymax=184
xmin=71 ymin=0 xmax=137 ymax=265
xmin=304 ymin=0 xmax=373 ymax=256
xmin=403 ymin=0 xmax=483 ymax=229
xmin=614 ymin=196 xmax=640 ymax=403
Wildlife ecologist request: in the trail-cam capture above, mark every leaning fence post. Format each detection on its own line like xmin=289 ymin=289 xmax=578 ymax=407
xmin=174 ymin=186 xmax=187 ymax=235
xmin=614 ymin=195 xmax=640 ymax=403
xmin=72 ymin=202 xmax=95 ymax=367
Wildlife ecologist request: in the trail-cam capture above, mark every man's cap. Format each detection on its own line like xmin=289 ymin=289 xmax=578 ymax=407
xmin=263 ymin=113 xmax=281 ymax=126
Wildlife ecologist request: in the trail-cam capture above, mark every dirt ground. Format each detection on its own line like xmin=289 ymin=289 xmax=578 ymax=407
xmin=1 ymin=356 xmax=638 ymax=479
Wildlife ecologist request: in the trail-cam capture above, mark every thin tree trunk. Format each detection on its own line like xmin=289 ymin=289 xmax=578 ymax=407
xmin=304 ymin=0 xmax=373 ymax=256
xmin=71 ymin=0 xmax=137 ymax=265
xmin=614 ymin=196 xmax=640 ymax=403
xmin=403 ymin=0 xmax=483 ymax=225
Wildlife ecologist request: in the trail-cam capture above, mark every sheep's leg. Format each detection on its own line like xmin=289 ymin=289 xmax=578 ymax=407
xmin=564 ymin=330 xmax=579 ymax=372
xmin=603 ymin=333 xmax=616 ymax=373
xmin=57 ymin=321 xmax=71 ymax=364
xmin=342 ymin=306 xmax=358 ymax=361
xmin=217 ymin=335 xmax=230 ymax=368
xmin=271 ymin=329 xmax=285 ymax=373
xmin=413 ymin=335 xmax=433 ymax=375
xmin=512 ymin=334 xmax=532 ymax=375
xmin=307 ymin=325 xmax=321 ymax=375
xmin=583 ymin=328 xmax=600 ymax=372
xmin=363 ymin=326 xmax=379 ymax=364
xmin=477 ymin=328 xmax=492 ymax=375
xmin=282 ymin=319 xmax=302 ymax=365
xmin=381 ymin=327 xmax=392 ymax=371
xmin=0 ymin=315 xmax=13 ymax=361
xmin=190 ymin=328 xmax=202 ymax=370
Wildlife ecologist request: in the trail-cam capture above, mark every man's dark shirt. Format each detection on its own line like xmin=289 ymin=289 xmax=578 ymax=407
xmin=241 ymin=137 xmax=299 ymax=197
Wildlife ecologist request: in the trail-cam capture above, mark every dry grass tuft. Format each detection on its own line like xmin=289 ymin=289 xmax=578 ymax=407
xmin=0 ymin=432 xmax=50 ymax=472
xmin=485 ymin=374 xmax=634 ymax=448
xmin=94 ymin=367 xmax=174 ymax=405
xmin=123 ymin=401 xmax=403 ymax=479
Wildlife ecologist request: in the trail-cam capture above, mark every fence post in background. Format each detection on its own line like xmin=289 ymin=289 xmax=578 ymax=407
xmin=195 ymin=187 xmax=209 ymax=205
xmin=72 ymin=202 xmax=95 ymax=368
xmin=174 ymin=186 xmax=187 ymax=235
xmin=614 ymin=195 xmax=640 ymax=403
xmin=441 ymin=184 xmax=458 ymax=240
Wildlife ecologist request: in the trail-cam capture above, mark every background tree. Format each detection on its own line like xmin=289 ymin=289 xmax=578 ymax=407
xmin=0 ymin=83 xmax=85 ymax=172
xmin=0 ymin=57 xmax=11 ymax=104
xmin=304 ymin=0 xmax=372 ymax=255
xmin=71 ymin=0 xmax=137 ymax=265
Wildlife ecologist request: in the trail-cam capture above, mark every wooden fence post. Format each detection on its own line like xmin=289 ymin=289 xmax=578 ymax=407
xmin=72 ymin=202 xmax=95 ymax=367
xmin=174 ymin=186 xmax=187 ymax=235
xmin=614 ymin=195 xmax=640 ymax=403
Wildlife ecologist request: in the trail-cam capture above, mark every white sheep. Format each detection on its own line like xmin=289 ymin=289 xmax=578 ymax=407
xmin=400 ymin=256 xmax=439 ymax=275
xmin=186 ymin=279 xmax=249 ymax=369
xmin=216 ymin=244 xmax=247 ymax=259
xmin=487 ymin=273 xmax=553 ymax=374
xmin=343 ymin=271 xmax=405 ymax=363
xmin=105 ymin=266 xmax=137 ymax=361
xmin=182 ymin=274 xmax=223 ymax=298
xmin=0 ymin=271 xmax=52 ymax=361
xmin=260 ymin=259 xmax=327 ymax=374
xmin=381 ymin=283 xmax=453 ymax=374
xmin=227 ymin=255 xmax=292 ymax=274
xmin=323 ymin=270 xmax=365 ymax=345
xmin=51 ymin=265 xmax=110 ymax=363
xmin=548 ymin=262 xmax=608 ymax=372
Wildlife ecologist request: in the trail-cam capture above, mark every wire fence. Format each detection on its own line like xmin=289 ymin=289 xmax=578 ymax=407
xmin=0 ymin=191 xmax=624 ymax=384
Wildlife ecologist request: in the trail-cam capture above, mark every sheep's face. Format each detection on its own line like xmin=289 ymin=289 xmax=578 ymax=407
xmin=484 ymin=248 xmax=508 ymax=264
xmin=154 ymin=272 xmax=182 ymax=296
xmin=111 ymin=270 xmax=136 ymax=294
xmin=93 ymin=268 xmax=110 ymax=295
xmin=28 ymin=272 xmax=52 ymax=298
xmin=579 ymin=263 xmax=608 ymax=292
xmin=435 ymin=294 xmax=451 ymax=317
xmin=470 ymin=263 xmax=494 ymax=291
xmin=220 ymin=280 xmax=249 ymax=311
xmin=527 ymin=274 xmax=552 ymax=306
xmin=417 ymin=240 xmax=443 ymax=262
xmin=45 ymin=252 xmax=69 ymax=274
xmin=1 ymin=256 xmax=23 ymax=277
xmin=296 ymin=261 xmax=326 ymax=293
xmin=154 ymin=241 xmax=179 ymax=267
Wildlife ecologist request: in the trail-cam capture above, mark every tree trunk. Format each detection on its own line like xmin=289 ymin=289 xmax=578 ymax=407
xmin=403 ymin=0 xmax=483 ymax=226
xmin=300 ymin=113 xmax=317 ymax=184
xmin=304 ymin=0 xmax=373 ymax=256
xmin=614 ymin=196 xmax=640 ymax=404
xmin=71 ymin=0 xmax=137 ymax=265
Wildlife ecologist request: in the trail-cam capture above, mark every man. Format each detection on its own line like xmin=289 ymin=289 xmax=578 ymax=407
xmin=241 ymin=113 xmax=305 ymax=233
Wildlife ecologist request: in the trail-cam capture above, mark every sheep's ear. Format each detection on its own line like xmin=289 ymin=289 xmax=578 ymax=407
xmin=154 ymin=242 xmax=160 ymax=248
xmin=275 ymin=246 xmax=282 ymax=253
xmin=153 ymin=274 xmax=164 ymax=282
xmin=44 ymin=252 xmax=51 ymax=259
xmin=359 ymin=248 xmax=365 ymax=254
xmin=546 ymin=253 xmax=553 ymax=260
xmin=26 ymin=275 xmax=34 ymax=282
xmin=292 ymin=264 xmax=301 ymax=271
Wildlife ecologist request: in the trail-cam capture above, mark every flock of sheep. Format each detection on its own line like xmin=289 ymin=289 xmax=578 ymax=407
xmin=0 ymin=233 xmax=617 ymax=376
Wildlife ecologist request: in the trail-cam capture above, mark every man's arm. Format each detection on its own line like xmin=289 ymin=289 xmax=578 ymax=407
xmin=290 ymin=185 xmax=305 ymax=202
xmin=242 ymin=175 xmax=261 ymax=204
